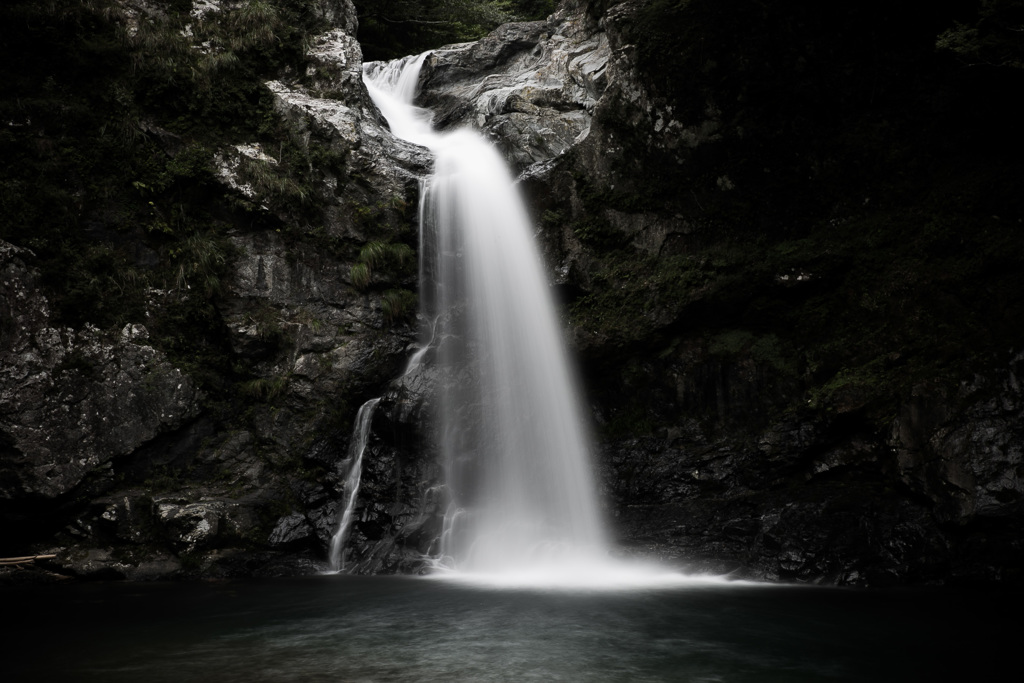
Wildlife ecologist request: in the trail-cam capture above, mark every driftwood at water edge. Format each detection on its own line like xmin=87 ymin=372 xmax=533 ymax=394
xmin=0 ymin=554 xmax=57 ymax=567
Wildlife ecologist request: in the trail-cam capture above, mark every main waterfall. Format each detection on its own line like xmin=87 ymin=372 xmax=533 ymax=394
xmin=364 ymin=55 xmax=611 ymax=580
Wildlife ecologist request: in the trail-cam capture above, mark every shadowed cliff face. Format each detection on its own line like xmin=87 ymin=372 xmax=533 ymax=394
xmin=404 ymin=0 xmax=1024 ymax=584
xmin=519 ymin=0 xmax=1024 ymax=584
xmin=337 ymin=0 xmax=1024 ymax=585
xmin=2 ymin=0 xmax=1022 ymax=585
xmin=1 ymin=0 xmax=435 ymax=580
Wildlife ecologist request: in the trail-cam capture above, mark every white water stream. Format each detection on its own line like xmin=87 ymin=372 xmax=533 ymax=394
xmin=328 ymin=397 xmax=380 ymax=572
xmin=364 ymin=54 xmax=611 ymax=580
xmin=354 ymin=54 xmax=705 ymax=587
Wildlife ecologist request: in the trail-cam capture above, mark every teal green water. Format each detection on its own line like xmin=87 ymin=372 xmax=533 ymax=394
xmin=4 ymin=575 xmax=1016 ymax=682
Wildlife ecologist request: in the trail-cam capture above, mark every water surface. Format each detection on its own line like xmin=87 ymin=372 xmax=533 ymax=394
xmin=6 ymin=575 xmax=1016 ymax=682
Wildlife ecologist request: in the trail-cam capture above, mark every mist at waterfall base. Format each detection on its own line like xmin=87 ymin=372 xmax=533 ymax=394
xmin=8 ymin=576 xmax=1018 ymax=683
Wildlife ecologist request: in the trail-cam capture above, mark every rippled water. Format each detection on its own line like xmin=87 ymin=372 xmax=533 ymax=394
xmin=6 ymin=575 xmax=1017 ymax=682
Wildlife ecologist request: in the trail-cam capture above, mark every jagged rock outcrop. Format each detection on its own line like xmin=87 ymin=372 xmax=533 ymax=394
xmin=0 ymin=237 xmax=317 ymax=579
xmin=417 ymin=4 xmax=610 ymax=174
xmin=336 ymin=357 xmax=448 ymax=573
xmin=0 ymin=242 xmax=201 ymax=501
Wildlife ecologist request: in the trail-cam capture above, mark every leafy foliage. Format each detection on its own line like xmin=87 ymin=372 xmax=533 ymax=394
xmin=0 ymin=0 xmax=327 ymax=320
xmin=350 ymin=240 xmax=416 ymax=290
xmin=562 ymin=0 xmax=1024 ymax=434
xmin=0 ymin=0 xmax=346 ymax=423
xmin=355 ymin=0 xmax=557 ymax=61
xmin=937 ymin=0 xmax=1024 ymax=69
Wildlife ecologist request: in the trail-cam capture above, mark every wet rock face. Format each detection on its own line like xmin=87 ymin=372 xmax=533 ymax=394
xmin=894 ymin=366 xmax=1024 ymax=524
xmin=599 ymin=355 xmax=1024 ymax=586
xmin=602 ymin=429 xmax=943 ymax=585
xmin=321 ymin=359 xmax=446 ymax=574
xmin=417 ymin=6 xmax=610 ymax=174
xmin=888 ymin=361 xmax=1024 ymax=581
xmin=0 ymin=242 xmax=201 ymax=501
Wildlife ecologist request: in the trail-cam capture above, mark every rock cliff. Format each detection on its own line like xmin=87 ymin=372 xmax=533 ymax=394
xmin=417 ymin=8 xmax=609 ymax=174
xmin=1 ymin=0 xmax=434 ymax=580
xmin=2 ymin=0 xmax=1022 ymax=586
xmin=404 ymin=0 xmax=1024 ymax=584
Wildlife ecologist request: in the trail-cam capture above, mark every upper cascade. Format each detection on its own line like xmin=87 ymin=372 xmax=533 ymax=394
xmin=413 ymin=8 xmax=611 ymax=175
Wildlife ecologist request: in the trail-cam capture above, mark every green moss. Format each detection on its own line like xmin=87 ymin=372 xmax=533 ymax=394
xmin=382 ymin=288 xmax=418 ymax=323
xmin=354 ymin=0 xmax=552 ymax=61
xmin=571 ymin=216 xmax=627 ymax=249
xmin=601 ymin=404 xmax=655 ymax=440
xmin=749 ymin=335 xmax=799 ymax=376
xmin=238 ymin=374 xmax=291 ymax=402
xmin=570 ymin=248 xmax=726 ymax=344
xmin=349 ymin=239 xmax=417 ymax=292
xmin=708 ymin=330 xmax=755 ymax=356
xmin=572 ymin=185 xmax=1021 ymax=423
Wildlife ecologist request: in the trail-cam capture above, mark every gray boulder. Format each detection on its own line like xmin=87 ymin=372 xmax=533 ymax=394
xmin=0 ymin=242 xmax=201 ymax=501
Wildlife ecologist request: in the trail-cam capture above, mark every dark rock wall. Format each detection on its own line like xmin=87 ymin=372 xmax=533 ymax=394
xmin=1 ymin=0 xmax=430 ymax=581
xmin=2 ymin=0 xmax=1022 ymax=586
xmin=409 ymin=0 xmax=1024 ymax=585
xmin=517 ymin=0 xmax=1024 ymax=585
xmin=345 ymin=0 xmax=1024 ymax=585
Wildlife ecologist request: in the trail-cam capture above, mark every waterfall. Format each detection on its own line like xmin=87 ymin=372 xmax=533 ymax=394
xmin=364 ymin=55 xmax=611 ymax=579
xmin=328 ymin=397 xmax=380 ymax=572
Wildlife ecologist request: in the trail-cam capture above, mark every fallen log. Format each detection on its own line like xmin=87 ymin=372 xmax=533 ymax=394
xmin=0 ymin=554 xmax=57 ymax=566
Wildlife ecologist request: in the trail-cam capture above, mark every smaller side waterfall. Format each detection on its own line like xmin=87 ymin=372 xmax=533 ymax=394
xmin=328 ymin=397 xmax=380 ymax=572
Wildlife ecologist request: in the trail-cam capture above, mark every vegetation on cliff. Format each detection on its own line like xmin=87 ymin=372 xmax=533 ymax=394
xmin=1 ymin=0 xmax=420 ymax=577
xmin=1 ymin=0 xmax=416 ymax=394
xmin=515 ymin=0 xmax=1024 ymax=583
xmin=355 ymin=0 xmax=557 ymax=60
xmin=1 ymin=1 xmax=304 ymax=342
xmin=564 ymin=0 xmax=1024 ymax=430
